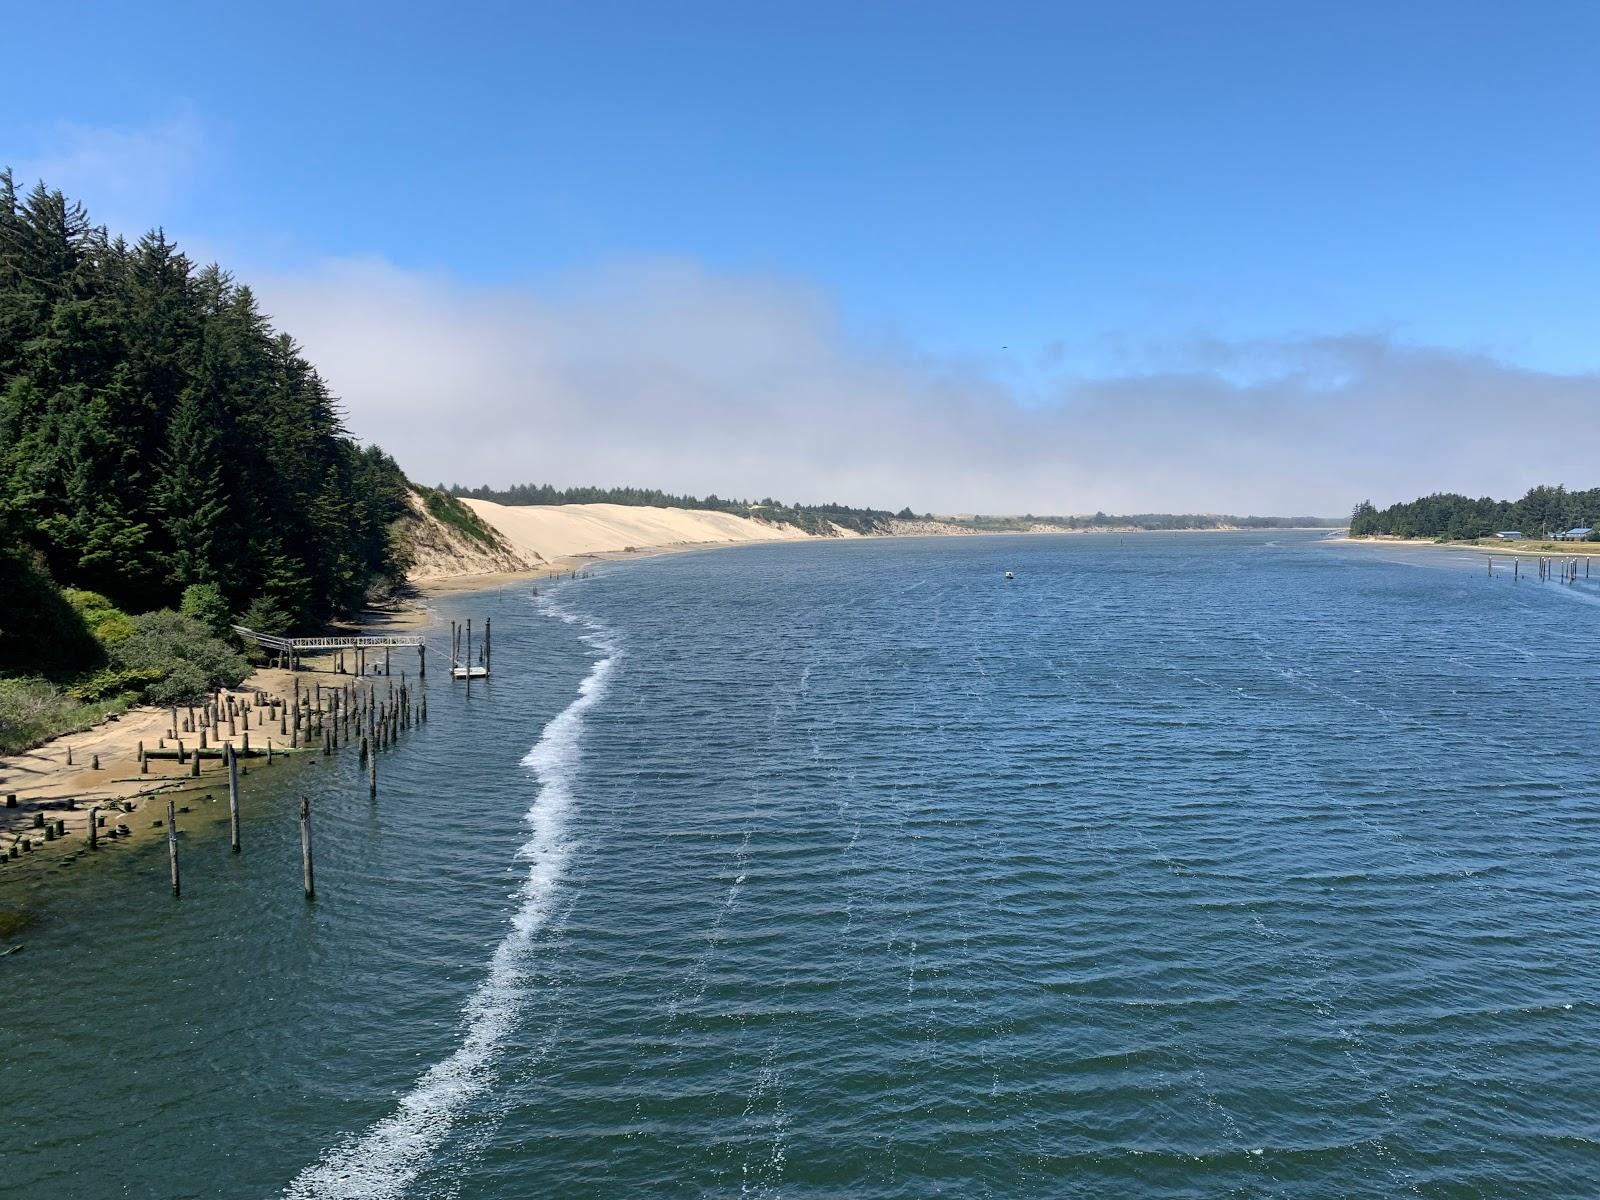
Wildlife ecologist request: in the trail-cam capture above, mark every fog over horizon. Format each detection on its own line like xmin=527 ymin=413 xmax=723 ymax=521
xmin=255 ymin=256 xmax=1600 ymax=519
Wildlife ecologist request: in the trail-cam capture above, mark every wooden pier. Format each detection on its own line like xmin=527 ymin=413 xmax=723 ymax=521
xmin=233 ymin=627 xmax=426 ymax=676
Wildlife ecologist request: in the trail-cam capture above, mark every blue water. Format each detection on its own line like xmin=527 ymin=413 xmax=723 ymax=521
xmin=4 ymin=532 xmax=1600 ymax=1197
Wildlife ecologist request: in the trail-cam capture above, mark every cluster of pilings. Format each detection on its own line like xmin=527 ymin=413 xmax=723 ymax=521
xmin=449 ymin=618 xmax=491 ymax=696
xmin=1488 ymin=555 xmax=1590 ymax=584
xmin=0 ymin=667 xmax=430 ymax=895
xmin=3 ymin=612 xmax=502 ymax=898
xmin=151 ymin=671 xmax=430 ymax=897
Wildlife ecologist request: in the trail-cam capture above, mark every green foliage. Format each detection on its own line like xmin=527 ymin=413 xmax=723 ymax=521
xmin=239 ymin=596 xmax=294 ymax=638
xmin=418 ymin=486 xmax=508 ymax=549
xmin=0 ymin=172 xmax=413 ymax=628
xmin=0 ymin=676 xmax=133 ymax=755
xmin=179 ymin=582 xmax=233 ymax=637
xmin=109 ymin=609 xmax=249 ymax=704
xmin=66 ymin=665 xmax=164 ymax=702
xmin=64 ymin=587 xmax=135 ymax=646
xmin=0 ymin=549 xmax=103 ymax=677
xmin=1350 ymin=485 xmax=1600 ymax=540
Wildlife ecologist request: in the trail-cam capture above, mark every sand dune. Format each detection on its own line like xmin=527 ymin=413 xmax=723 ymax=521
xmin=461 ymin=499 xmax=814 ymax=564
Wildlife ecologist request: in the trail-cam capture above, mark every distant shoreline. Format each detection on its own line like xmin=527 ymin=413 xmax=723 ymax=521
xmin=1334 ymin=534 xmax=1599 ymax=558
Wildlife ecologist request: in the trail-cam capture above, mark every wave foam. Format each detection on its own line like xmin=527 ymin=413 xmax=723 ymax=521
xmin=283 ymin=604 xmax=617 ymax=1199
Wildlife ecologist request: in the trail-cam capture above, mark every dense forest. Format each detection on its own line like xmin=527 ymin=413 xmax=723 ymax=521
xmin=1349 ymin=486 xmax=1600 ymax=541
xmin=446 ymin=482 xmax=904 ymax=535
xmin=0 ymin=173 xmax=412 ymax=634
xmin=1 ymin=174 xmax=414 ymax=740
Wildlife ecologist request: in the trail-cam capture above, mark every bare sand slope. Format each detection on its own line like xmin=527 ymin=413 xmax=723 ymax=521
xmin=402 ymin=491 xmax=535 ymax=582
xmin=461 ymin=499 xmax=813 ymax=563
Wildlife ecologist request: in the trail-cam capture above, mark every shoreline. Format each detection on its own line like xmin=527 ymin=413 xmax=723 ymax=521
xmin=0 ymin=545 xmax=689 ymax=887
xmin=1333 ymin=534 xmax=1599 ymax=558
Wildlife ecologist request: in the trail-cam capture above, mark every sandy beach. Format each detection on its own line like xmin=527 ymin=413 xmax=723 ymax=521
xmin=1335 ymin=534 xmax=1600 ymax=558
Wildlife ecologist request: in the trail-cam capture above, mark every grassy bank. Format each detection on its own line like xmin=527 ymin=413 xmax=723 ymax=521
xmin=0 ymin=679 xmax=134 ymax=756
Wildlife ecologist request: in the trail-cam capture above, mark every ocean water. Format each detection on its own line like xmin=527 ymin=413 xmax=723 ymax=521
xmin=4 ymin=532 xmax=1600 ymax=1198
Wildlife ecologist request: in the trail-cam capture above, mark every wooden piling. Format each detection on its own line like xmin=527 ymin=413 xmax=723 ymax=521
xmin=88 ymin=805 xmax=98 ymax=850
xmin=369 ymin=751 xmax=377 ymax=801
xmin=167 ymin=799 xmax=180 ymax=896
xmin=299 ymin=797 xmax=314 ymax=900
xmin=227 ymin=744 xmax=241 ymax=853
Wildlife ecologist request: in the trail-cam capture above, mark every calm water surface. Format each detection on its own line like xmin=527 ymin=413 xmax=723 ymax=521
xmin=4 ymin=533 xmax=1600 ymax=1198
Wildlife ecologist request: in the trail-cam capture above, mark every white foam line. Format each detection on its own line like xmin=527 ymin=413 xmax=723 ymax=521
xmin=283 ymin=601 xmax=618 ymax=1200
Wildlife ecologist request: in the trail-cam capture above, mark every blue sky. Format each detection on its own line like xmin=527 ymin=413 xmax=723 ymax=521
xmin=6 ymin=2 xmax=1599 ymax=511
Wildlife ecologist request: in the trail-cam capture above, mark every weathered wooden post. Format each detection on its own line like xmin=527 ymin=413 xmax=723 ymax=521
xmin=88 ymin=805 xmax=98 ymax=850
xmin=299 ymin=797 xmax=314 ymax=900
xmin=227 ymin=743 xmax=241 ymax=853
xmin=369 ymin=751 xmax=377 ymax=801
xmin=465 ymin=619 xmax=473 ymax=698
xmin=385 ymin=647 xmax=391 ymax=676
xmin=167 ymin=799 xmax=181 ymax=897
xmin=419 ymin=642 xmax=426 ymax=678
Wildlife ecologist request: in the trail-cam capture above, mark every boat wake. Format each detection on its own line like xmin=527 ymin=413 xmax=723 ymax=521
xmin=283 ymin=602 xmax=618 ymax=1200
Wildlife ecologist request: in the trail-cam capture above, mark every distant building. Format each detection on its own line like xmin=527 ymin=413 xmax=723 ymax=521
xmin=1553 ymin=527 xmax=1595 ymax=541
xmin=1494 ymin=530 xmax=1526 ymax=540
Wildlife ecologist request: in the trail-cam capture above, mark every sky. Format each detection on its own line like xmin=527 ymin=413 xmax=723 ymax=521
xmin=6 ymin=1 xmax=1599 ymax=515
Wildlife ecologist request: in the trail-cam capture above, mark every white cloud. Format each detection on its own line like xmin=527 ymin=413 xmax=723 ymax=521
xmin=12 ymin=108 xmax=207 ymax=236
xmin=253 ymin=256 xmax=1600 ymax=516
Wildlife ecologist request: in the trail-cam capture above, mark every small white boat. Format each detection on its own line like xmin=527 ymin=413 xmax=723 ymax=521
xmin=1004 ymin=571 xmax=1015 ymax=580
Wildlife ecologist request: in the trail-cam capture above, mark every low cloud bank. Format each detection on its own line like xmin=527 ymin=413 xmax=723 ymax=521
xmin=257 ymin=257 xmax=1600 ymax=516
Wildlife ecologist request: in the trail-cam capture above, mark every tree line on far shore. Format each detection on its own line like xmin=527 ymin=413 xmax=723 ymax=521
xmin=445 ymin=482 xmax=905 ymax=535
xmin=1349 ymin=485 xmax=1600 ymax=542
xmin=446 ymin=482 xmax=1345 ymax=536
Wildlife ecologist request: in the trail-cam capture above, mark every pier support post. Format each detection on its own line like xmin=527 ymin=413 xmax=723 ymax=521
xmin=228 ymin=744 xmax=241 ymax=853
xmin=167 ymin=799 xmax=180 ymax=896
xmin=300 ymin=797 xmax=315 ymax=901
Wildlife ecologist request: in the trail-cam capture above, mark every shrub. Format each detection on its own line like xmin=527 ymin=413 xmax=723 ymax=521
xmin=65 ymin=589 xmax=136 ymax=648
xmin=110 ymin=610 xmax=250 ymax=704
xmin=66 ymin=666 xmax=165 ymax=702
xmin=179 ymin=583 xmax=233 ymax=637
xmin=0 ymin=552 xmax=102 ymax=677
xmin=146 ymin=661 xmax=210 ymax=707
